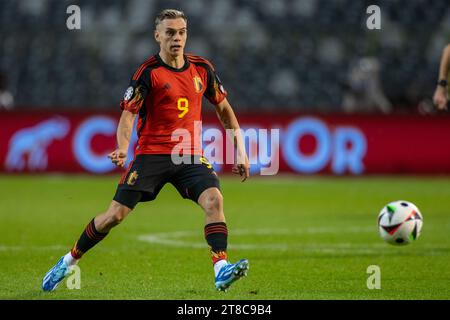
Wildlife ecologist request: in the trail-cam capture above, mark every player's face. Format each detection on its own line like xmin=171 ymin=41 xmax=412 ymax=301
xmin=155 ymin=18 xmax=187 ymax=58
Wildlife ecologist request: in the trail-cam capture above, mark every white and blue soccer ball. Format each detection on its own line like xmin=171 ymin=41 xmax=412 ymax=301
xmin=377 ymin=200 xmax=423 ymax=245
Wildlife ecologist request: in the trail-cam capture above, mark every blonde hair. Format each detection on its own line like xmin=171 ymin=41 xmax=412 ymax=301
xmin=155 ymin=9 xmax=187 ymax=29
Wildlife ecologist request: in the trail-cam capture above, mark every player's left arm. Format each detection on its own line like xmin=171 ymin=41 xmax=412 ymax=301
xmin=215 ymin=98 xmax=250 ymax=182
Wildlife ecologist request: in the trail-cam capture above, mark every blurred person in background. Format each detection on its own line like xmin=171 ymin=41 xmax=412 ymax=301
xmin=433 ymin=44 xmax=450 ymax=110
xmin=0 ymin=72 xmax=14 ymax=110
xmin=342 ymin=57 xmax=392 ymax=114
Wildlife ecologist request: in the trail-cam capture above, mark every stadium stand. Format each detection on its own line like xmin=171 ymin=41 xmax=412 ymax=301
xmin=0 ymin=0 xmax=449 ymax=112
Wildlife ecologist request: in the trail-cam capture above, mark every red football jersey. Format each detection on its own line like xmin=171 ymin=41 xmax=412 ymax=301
xmin=120 ymin=54 xmax=227 ymax=155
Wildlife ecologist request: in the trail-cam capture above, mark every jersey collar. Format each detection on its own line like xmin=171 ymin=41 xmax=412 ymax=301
xmin=156 ymin=54 xmax=190 ymax=72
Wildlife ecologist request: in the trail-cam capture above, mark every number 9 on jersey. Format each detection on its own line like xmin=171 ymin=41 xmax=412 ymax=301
xmin=177 ymin=98 xmax=189 ymax=118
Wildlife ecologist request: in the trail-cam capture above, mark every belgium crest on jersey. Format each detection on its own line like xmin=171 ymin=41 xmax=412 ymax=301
xmin=193 ymin=76 xmax=203 ymax=93
xmin=127 ymin=170 xmax=139 ymax=186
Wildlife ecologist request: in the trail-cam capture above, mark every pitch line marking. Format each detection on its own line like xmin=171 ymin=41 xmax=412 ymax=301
xmin=137 ymin=227 xmax=379 ymax=252
xmin=137 ymin=228 xmax=449 ymax=254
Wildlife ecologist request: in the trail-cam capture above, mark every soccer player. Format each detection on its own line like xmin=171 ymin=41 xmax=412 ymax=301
xmin=42 ymin=9 xmax=250 ymax=292
xmin=433 ymin=43 xmax=450 ymax=110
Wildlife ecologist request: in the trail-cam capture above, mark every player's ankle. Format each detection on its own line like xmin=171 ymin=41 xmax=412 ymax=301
xmin=213 ymin=259 xmax=228 ymax=277
xmin=64 ymin=252 xmax=78 ymax=266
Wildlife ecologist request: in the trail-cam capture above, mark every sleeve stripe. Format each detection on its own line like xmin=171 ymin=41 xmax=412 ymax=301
xmin=132 ymin=56 xmax=157 ymax=81
xmin=186 ymin=54 xmax=215 ymax=71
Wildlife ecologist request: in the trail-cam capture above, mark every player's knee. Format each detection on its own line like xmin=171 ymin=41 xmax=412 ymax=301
xmin=200 ymin=189 xmax=223 ymax=215
xmin=108 ymin=202 xmax=130 ymax=226
xmin=110 ymin=211 xmax=126 ymax=225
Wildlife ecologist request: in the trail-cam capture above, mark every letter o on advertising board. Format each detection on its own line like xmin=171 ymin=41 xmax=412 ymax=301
xmin=282 ymin=118 xmax=331 ymax=173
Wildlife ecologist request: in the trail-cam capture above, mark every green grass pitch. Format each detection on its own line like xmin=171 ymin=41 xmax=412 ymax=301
xmin=0 ymin=175 xmax=449 ymax=300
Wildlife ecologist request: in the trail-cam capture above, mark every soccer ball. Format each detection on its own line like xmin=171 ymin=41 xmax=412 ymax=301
xmin=377 ymin=200 xmax=423 ymax=245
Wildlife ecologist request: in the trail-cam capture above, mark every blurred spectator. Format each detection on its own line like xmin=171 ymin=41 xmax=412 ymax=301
xmin=432 ymin=43 xmax=450 ymax=110
xmin=0 ymin=0 xmax=448 ymax=112
xmin=342 ymin=57 xmax=392 ymax=114
xmin=0 ymin=73 xmax=14 ymax=110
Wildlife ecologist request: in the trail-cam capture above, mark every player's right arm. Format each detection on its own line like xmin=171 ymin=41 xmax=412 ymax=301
xmin=109 ymin=62 xmax=152 ymax=167
xmin=108 ymin=110 xmax=136 ymax=167
xmin=433 ymin=43 xmax=450 ymax=110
